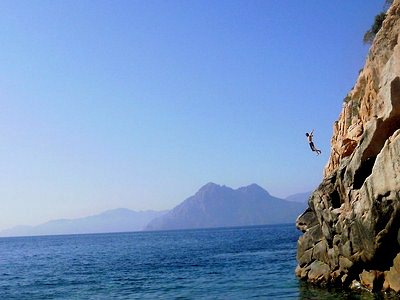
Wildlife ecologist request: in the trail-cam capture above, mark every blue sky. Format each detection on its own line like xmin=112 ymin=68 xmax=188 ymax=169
xmin=0 ymin=1 xmax=384 ymax=229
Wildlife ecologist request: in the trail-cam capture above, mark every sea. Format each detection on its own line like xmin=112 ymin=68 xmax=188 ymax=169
xmin=0 ymin=224 xmax=390 ymax=299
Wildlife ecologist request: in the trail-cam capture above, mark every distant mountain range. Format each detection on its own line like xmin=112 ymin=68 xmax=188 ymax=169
xmin=285 ymin=191 xmax=311 ymax=203
xmin=145 ymin=183 xmax=307 ymax=231
xmin=0 ymin=183 xmax=309 ymax=237
xmin=0 ymin=209 xmax=166 ymax=237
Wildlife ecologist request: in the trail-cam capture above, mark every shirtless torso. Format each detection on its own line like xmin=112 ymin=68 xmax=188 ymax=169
xmin=306 ymin=130 xmax=321 ymax=155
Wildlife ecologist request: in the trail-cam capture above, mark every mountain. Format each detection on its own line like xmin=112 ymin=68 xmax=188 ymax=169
xmin=145 ymin=183 xmax=306 ymax=231
xmin=285 ymin=192 xmax=311 ymax=203
xmin=0 ymin=208 xmax=167 ymax=237
xmin=296 ymin=1 xmax=400 ymax=293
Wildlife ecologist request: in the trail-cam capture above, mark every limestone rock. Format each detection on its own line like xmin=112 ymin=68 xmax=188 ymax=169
xmin=359 ymin=270 xmax=384 ymax=291
xmin=308 ymin=260 xmax=330 ymax=284
xmin=339 ymin=256 xmax=353 ymax=272
xmin=296 ymin=0 xmax=400 ymax=295
xmin=384 ymin=253 xmax=400 ymax=292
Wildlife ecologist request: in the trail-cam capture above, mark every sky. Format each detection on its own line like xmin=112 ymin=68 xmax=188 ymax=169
xmin=0 ymin=0 xmax=385 ymax=230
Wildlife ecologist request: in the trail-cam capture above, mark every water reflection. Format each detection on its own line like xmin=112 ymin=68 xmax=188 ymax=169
xmin=297 ymin=280 xmax=398 ymax=300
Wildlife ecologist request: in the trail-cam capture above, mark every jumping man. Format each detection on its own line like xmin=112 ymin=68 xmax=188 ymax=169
xmin=306 ymin=129 xmax=322 ymax=155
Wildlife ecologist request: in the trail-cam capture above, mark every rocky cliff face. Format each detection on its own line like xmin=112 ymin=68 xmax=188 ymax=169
xmin=296 ymin=0 xmax=400 ymax=294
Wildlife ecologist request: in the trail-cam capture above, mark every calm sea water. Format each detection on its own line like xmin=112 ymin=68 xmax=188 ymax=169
xmin=0 ymin=224 xmax=386 ymax=299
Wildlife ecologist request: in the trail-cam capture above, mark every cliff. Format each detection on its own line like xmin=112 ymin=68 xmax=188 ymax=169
xmin=296 ymin=0 xmax=400 ymax=294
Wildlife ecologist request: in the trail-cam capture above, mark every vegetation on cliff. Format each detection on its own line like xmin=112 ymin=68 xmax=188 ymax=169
xmin=363 ymin=0 xmax=393 ymax=44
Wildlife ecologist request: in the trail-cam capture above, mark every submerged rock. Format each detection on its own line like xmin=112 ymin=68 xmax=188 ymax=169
xmin=296 ymin=0 xmax=400 ymax=294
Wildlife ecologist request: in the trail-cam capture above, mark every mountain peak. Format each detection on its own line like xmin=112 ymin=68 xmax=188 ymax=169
xmin=145 ymin=182 xmax=306 ymax=231
xmin=246 ymin=183 xmax=264 ymax=190
xmin=198 ymin=182 xmax=221 ymax=192
xmin=238 ymin=183 xmax=269 ymax=195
